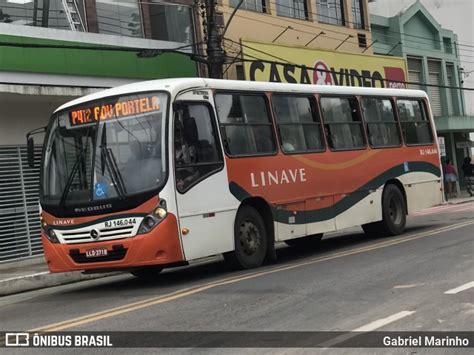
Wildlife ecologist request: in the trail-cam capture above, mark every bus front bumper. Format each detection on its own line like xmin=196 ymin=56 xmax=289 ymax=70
xmin=42 ymin=214 xmax=184 ymax=273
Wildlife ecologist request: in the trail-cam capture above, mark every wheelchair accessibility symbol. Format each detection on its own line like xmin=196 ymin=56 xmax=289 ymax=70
xmin=95 ymin=182 xmax=107 ymax=198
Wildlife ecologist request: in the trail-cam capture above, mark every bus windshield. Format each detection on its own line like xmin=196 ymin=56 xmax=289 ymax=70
xmin=41 ymin=92 xmax=168 ymax=207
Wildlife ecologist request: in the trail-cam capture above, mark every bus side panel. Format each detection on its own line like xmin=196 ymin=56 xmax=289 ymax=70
xmin=276 ymin=201 xmax=306 ymax=241
xmin=398 ymin=172 xmax=444 ymax=213
xmin=334 ymin=189 xmax=383 ymax=230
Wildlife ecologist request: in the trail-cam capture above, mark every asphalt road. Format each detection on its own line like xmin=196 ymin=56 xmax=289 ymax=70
xmin=0 ymin=202 xmax=473 ymax=353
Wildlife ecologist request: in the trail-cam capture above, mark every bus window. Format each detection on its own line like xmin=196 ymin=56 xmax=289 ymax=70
xmin=174 ymin=103 xmax=223 ymax=193
xmin=361 ymin=97 xmax=401 ymax=148
xmin=320 ymin=96 xmax=365 ymax=150
xmin=272 ymin=95 xmax=325 ymax=153
xmin=215 ymin=93 xmax=276 ymax=156
xmin=397 ymin=100 xmax=434 ymax=145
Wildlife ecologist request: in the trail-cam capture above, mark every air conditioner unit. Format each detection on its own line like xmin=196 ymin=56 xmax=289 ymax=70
xmin=216 ymin=12 xmax=224 ymax=28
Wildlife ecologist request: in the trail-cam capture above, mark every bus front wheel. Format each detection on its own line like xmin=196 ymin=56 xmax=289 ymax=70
xmin=224 ymin=205 xmax=268 ymax=269
xmin=362 ymin=184 xmax=406 ymax=237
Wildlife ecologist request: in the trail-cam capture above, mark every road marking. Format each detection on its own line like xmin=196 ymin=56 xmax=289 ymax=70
xmin=320 ymin=311 xmax=415 ymax=348
xmin=0 ymin=272 xmax=49 ymax=283
xmin=444 ymin=281 xmax=474 ymax=295
xmin=393 ymin=283 xmax=424 ymax=289
xmin=30 ymin=220 xmax=474 ymax=332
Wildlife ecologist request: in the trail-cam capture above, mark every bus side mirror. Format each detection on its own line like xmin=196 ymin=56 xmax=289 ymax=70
xmin=27 ymin=137 xmax=35 ymax=168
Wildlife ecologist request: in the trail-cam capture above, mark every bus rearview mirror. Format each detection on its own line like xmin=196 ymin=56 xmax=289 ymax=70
xmin=27 ymin=137 xmax=35 ymax=168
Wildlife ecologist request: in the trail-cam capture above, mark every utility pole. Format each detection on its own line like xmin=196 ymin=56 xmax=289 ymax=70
xmin=205 ymin=0 xmax=225 ymax=79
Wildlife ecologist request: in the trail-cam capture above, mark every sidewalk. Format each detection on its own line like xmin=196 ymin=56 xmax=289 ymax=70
xmin=0 ymin=256 xmax=119 ymax=297
xmin=1 ymin=195 xmax=473 ymax=297
xmin=443 ymin=190 xmax=474 ymax=205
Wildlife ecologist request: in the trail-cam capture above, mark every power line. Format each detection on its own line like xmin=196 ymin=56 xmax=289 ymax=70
xmin=224 ymin=37 xmax=474 ymax=91
xmin=0 ymin=40 xmax=200 ymax=53
xmin=265 ymin=0 xmax=474 ymax=50
xmin=220 ymin=9 xmax=474 ymax=65
xmin=220 ymin=3 xmax=474 ymax=60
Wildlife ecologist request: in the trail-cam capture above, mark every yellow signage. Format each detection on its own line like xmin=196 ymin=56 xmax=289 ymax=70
xmin=69 ymin=95 xmax=161 ymax=127
xmin=242 ymin=41 xmax=408 ymax=89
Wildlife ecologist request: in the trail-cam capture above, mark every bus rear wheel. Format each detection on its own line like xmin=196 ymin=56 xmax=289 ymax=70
xmin=130 ymin=266 xmax=163 ymax=280
xmin=362 ymin=184 xmax=406 ymax=237
xmin=224 ymin=206 xmax=267 ymax=269
xmin=285 ymin=234 xmax=323 ymax=249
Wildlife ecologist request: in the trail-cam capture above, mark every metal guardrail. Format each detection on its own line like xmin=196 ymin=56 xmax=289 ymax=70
xmin=0 ymin=146 xmax=43 ymax=263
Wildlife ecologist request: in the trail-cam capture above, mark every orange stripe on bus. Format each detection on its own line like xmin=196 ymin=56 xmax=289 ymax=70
xmin=292 ymin=150 xmax=379 ymax=170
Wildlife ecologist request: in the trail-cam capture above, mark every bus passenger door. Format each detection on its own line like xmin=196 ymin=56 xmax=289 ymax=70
xmin=173 ymin=99 xmax=236 ymax=261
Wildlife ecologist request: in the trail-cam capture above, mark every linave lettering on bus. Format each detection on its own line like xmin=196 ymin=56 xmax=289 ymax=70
xmin=251 ymin=169 xmax=307 ymax=187
xmin=248 ymin=60 xmax=404 ymax=88
xmin=69 ymin=96 xmax=160 ymax=126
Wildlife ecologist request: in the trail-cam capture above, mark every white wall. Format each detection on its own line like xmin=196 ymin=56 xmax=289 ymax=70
xmin=0 ymin=93 xmax=76 ymax=146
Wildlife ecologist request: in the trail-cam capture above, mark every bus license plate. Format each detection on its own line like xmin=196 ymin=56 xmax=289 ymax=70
xmin=85 ymin=248 xmax=108 ymax=258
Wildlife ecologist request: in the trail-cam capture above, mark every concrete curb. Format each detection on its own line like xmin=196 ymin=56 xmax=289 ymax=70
xmin=0 ymin=271 xmax=120 ymax=297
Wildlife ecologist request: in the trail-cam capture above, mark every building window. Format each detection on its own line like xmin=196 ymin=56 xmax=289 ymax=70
xmin=276 ymin=0 xmax=308 ymax=20
xmin=352 ymin=0 xmax=364 ymax=29
xmin=230 ymin=0 xmax=266 ymax=13
xmin=397 ymin=100 xmax=433 ymax=145
xmin=272 ymin=95 xmax=325 ymax=153
xmin=320 ymin=96 xmax=365 ymax=150
xmin=446 ymin=63 xmax=456 ymax=116
xmin=361 ymin=98 xmax=401 ymax=148
xmin=0 ymin=0 xmax=77 ymax=30
xmin=215 ymin=93 xmax=276 ymax=156
xmin=96 ymin=0 xmax=143 ymax=38
xmin=148 ymin=2 xmax=193 ymax=44
xmin=407 ymin=57 xmax=422 ymax=90
xmin=316 ymin=0 xmax=345 ymax=26
xmin=443 ymin=37 xmax=453 ymax=54
xmin=427 ymin=60 xmax=442 ymax=117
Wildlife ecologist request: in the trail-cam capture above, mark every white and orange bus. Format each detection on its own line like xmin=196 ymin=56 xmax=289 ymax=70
xmin=32 ymin=78 xmax=443 ymax=278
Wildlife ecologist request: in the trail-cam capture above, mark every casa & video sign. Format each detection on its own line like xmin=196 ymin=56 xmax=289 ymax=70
xmin=242 ymin=41 xmax=408 ymax=89
xmin=69 ymin=95 xmax=161 ymax=127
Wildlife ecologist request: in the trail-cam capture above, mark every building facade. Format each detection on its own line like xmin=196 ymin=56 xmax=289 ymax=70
xmin=370 ymin=0 xmax=474 ymax=194
xmin=218 ymin=0 xmax=375 ymax=79
xmin=0 ymin=0 xmax=199 ymax=262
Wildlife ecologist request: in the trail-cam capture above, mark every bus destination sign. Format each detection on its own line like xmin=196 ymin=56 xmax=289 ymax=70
xmin=69 ymin=95 xmax=161 ymax=127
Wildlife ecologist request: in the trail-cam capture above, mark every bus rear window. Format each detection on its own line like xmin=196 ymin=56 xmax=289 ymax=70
xmin=397 ymin=100 xmax=433 ymax=145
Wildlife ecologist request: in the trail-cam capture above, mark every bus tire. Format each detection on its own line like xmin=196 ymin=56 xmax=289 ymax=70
xmin=130 ymin=266 xmax=163 ymax=280
xmin=362 ymin=184 xmax=406 ymax=237
xmin=284 ymin=234 xmax=323 ymax=249
xmin=224 ymin=205 xmax=268 ymax=269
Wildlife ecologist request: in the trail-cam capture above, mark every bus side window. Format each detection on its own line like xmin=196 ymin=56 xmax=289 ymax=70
xmin=320 ymin=96 xmax=365 ymax=151
xmin=215 ymin=93 xmax=276 ymax=156
xmin=361 ymin=97 xmax=401 ymax=148
xmin=397 ymin=99 xmax=434 ymax=145
xmin=272 ymin=95 xmax=325 ymax=153
xmin=174 ymin=103 xmax=223 ymax=193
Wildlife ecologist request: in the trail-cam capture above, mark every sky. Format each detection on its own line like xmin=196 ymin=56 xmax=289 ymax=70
xmin=369 ymin=0 xmax=474 ymax=116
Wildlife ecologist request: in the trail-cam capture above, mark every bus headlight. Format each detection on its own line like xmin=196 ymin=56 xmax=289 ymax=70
xmin=137 ymin=201 xmax=168 ymax=235
xmin=41 ymin=222 xmax=59 ymax=244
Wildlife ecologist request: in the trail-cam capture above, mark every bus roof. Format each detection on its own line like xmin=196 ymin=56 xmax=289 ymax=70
xmin=55 ymin=78 xmax=429 ymax=113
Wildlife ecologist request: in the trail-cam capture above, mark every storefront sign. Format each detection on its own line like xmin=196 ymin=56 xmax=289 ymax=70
xmin=438 ymin=137 xmax=446 ymax=156
xmin=242 ymin=41 xmax=408 ymax=89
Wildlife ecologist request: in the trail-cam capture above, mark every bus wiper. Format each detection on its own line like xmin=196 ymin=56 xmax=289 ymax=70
xmin=100 ymin=146 xmax=128 ymax=200
xmin=59 ymin=146 xmax=87 ymax=208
